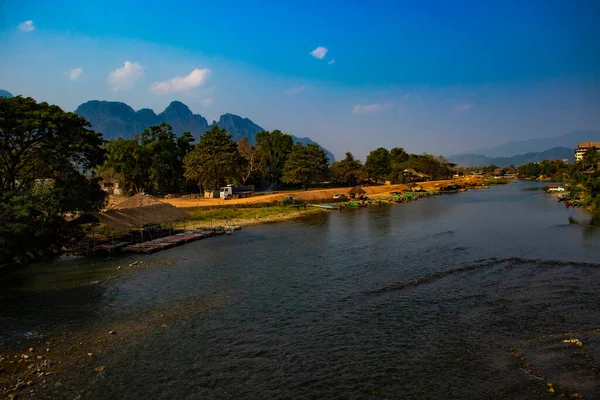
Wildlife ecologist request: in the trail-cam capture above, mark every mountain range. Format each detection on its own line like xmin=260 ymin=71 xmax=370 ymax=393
xmin=73 ymin=100 xmax=335 ymax=162
xmin=448 ymin=147 xmax=575 ymax=168
xmin=455 ymin=131 xmax=600 ymax=158
xmin=447 ymin=131 xmax=600 ymax=167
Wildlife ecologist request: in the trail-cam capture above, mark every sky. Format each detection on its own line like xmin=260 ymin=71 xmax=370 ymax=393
xmin=1 ymin=0 xmax=600 ymax=160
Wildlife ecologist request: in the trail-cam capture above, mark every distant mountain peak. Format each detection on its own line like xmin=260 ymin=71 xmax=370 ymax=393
xmin=0 ymin=89 xmax=13 ymax=98
xmin=160 ymin=101 xmax=193 ymax=116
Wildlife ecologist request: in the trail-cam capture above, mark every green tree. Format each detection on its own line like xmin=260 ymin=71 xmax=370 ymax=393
xmin=255 ymin=130 xmax=294 ymax=186
xmin=364 ymin=147 xmax=391 ymax=182
xmin=102 ymin=123 xmax=195 ymax=194
xmin=389 ymin=147 xmax=409 ymax=164
xmin=0 ymin=96 xmax=106 ymax=266
xmin=281 ymin=143 xmax=329 ymax=190
xmin=141 ymin=123 xmax=181 ymax=194
xmin=103 ymin=138 xmax=147 ymax=193
xmin=330 ymin=152 xmax=363 ymax=186
xmin=238 ymin=137 xmax=265 ymax=184
xmin=183 ymin=125 xmax=240 ymax=191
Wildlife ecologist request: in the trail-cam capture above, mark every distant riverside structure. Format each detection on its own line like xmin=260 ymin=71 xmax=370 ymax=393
xmin=575 ymin=142 xmax=600 ymax=162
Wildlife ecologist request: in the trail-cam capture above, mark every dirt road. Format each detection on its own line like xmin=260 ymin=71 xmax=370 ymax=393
xmin=163 ymin=178 xmax=484 ymax=208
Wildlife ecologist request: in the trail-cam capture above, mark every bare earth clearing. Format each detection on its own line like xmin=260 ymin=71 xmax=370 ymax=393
xmin=163 ymin=177 xmax=485 ymax=208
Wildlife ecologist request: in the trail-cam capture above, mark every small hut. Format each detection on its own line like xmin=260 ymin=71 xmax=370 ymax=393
xmin=91 ymin=193 xmax=190 ymax=230
xmin=72 ymin=193 xmax=190 ymax=246
xmin=348 ymin=187 xmax=367 ymax=199
xmin=403 ymin=169 xmax=431 ymax=182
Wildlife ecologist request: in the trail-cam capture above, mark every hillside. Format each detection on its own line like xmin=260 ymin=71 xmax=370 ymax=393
xmin=449 ymin=147 xmax=574 ymax=167
xmin=458 ymin=131 xmax=600 ymax=158
xmin=74 ymin=100 xmax=334 ymax=162
xmin=0 ymin=90 xmax=13 ymax=98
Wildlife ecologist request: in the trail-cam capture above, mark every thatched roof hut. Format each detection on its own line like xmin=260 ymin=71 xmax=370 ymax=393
xmin=348 ymin=187 xmax=367 ymax=195
xmin=73 ymin=193 xmax=190 ymax=230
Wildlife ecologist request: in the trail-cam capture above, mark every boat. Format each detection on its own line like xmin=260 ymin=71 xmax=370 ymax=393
xmin=548 ymin=185 xmax=565 ymax=192
xmin=311 ymin=203 xmax=339 ymax=210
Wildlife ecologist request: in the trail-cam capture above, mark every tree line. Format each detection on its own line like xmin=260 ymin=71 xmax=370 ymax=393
xmin=100 ymin=126 xmax=454 ymax=196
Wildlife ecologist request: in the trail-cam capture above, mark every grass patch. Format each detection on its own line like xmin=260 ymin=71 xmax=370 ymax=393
xmin=485 ymin=179 xmax=510 ymax=185
xmin=186 ymin=205 xmax=292 ymax=221
xmin=179 ymin=205 xmax=317 ymax=228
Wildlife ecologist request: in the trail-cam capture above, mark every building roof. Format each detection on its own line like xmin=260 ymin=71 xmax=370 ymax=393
xmin=348 ymin=187 xmax=366 ymax=194
xmin=403 ymin=168 xmax=431 ymax=178
xmin=73 ymin=193 xmax=190 ymax=230
xmin=577 ymin=142 xmax=600 ymax=149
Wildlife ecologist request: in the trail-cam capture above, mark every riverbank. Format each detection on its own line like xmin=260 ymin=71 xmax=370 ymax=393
xmin=159 ymin=178 xmax=501 ymax=231
xmin=162 ymin=177 xmax=500 ymax=229
xmin=179 ymin=205 xmax=324 ymax=229
xmin=161 ymin=177 xmax=493 ymax=208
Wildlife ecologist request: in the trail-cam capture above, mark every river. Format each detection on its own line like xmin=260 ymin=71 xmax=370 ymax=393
xmin=1 ymin=181 xmax=599 ymax=399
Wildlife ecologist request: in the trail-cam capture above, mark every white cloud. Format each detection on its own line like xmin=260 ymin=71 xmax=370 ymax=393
xmin=150 ymin=68 xmax=211 ymax=94
xmin=352 ymin=103 xmax=382 ymax=114
xmin=310 ymin=46 xmax=328 ymax=60
xmin=107 ymin=61 xmax=143 ymax=92
xmin=328 ymin=59 xmax=335 ymax=65
xmin=17 ymin=20 xmax=35 ymax=32
xmin=202 ymin=97 xmax=214 ymax=107
xmin=285 ymin=84 xmax=306 ymax=95
xmin=454 ymin=103 xmax=474 ymax=112
xmin=66 ymin=68 xmax=83 ymax=81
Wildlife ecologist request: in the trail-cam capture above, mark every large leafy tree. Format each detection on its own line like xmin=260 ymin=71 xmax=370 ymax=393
xmin=364 ymin=147 xmax=391 ymax=182
xmin=102 ymin=123 xmax=195 ymax=194
xmin=102 ymin=138 xmax=146 ymax=192
xmin=397 ymin=153 xmax=453 ymax=181
xmin=389 ymin=147 xmax=409 ymax=164
xmin=255 ymin=130 xmax=294 ymax=187
xmin=0 ymin=96 xmax=106 ymax=266
xmin=183 ymin=125 xmax=240 ymax=191
xmin=330 ymin=152 xmax=363 ymax=186
xmin=238 ymin=137 xmax=265 ymax=184
xmin=281 ymin=143 xmax=329 ymax=190
xmin=141 ymin=123 xmax=182 ymax=194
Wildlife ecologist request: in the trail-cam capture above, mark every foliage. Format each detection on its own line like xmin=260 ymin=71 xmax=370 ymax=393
xmin=255 ymin=130 xmax=294 ymax=187
xmin=101 ymin=123 xmax=194 ymax=194
xmin=0 ymin=96 xmax=106 ymax=266
xmin=517 ymin=159 xmax=570 ymax=180
xmin=569 ymin=147 xmax=600 ymax=212
xmin=389 ymin=147 xmax=409 ymax=164
xmin=281 ymin=143 xmax=329 ymax=189
xmin=238 ymin=137 xmax=265 ymax=184
xmin=183 ymin=125 xmax=241 ymax=191
xmin=330 ymin=152 xmax=363 ymax=186
xmin=364 ymin=148 xmax=391 ymax=182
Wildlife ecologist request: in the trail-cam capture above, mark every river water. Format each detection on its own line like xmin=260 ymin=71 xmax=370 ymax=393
xmin=1 ymin=181 xmax=600 ymax=399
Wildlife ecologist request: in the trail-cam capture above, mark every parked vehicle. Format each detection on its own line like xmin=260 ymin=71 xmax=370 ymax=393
xmin=333 ymin=194 xmax=348 ymax=200
xmin=220 ymin=184 xmax=254 ymax=200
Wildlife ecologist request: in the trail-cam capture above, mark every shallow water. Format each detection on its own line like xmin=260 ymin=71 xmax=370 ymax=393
xmin=1 ymin=181 xmax=599 ymax=399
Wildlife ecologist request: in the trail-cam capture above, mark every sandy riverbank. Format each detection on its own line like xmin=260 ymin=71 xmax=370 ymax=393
xmin=162 ymin=177 xmax=488 ymax=209
xmin=158 ymin=177 xmax=493 ymax=230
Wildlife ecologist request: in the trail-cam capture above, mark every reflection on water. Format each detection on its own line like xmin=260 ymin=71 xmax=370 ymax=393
xmin=1 ymin=181 xmax=599 ymax=399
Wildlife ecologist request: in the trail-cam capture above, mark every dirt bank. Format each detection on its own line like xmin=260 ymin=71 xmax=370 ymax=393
xmin=163 ymin=177 xmax=487 ymax=208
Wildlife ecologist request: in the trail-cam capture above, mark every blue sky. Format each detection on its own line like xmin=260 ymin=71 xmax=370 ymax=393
xmin=1 ymin=0 xmax=599 ymax=159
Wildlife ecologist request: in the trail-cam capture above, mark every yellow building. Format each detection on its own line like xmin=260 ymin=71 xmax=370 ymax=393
xmin=575 ymin=141 xmax=600 ymax=162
